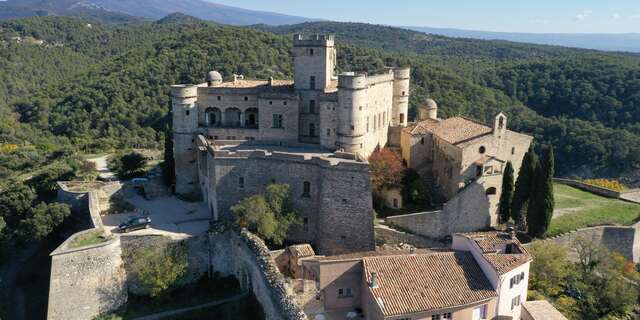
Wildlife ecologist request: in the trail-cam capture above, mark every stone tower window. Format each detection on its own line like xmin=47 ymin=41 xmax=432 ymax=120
xmin=310 ymin=76 xmax=316 ymax=90
xmin=309 ymin=49 xmax=314 ymax=56
xmin=244 ymin=96 xmax=249 ymax=101
xmin=238 ymin=177 xmax=245 ymax=189
xmin=420 ymin=137 xmax=425 ymax=145
xmin=511 ymin=147 xmax=515 ymax=155
xmin=185 ymin=110 xmax=190 ymax=116
xmin=326 ymin=128 xmax=331 ymax=136
xmin=272 ymin=114 xmax=283 ymax=129
xmin=303 ymin=181 xmax=311 ymax=197
xmin=309 ymin=123 xmax=316 ymax=137
xmin=400 ymin=113 xmax=405 ymax=125
xmin=283 ymin=101 xmax=287 ymax=106
xmin=309 ymin=100 xmax=316 ymax=114
xmin=479 ymin=146 xmax=486 ymax=154
xmin=217 ymin=96 xmax=221 ymax=100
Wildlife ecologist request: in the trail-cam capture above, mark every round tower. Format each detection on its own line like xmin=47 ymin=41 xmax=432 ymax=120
xmin=171 ymin=85 xmax=199 ymax=196
xmin=337 ymin=73 xmax=368 ymax=154
xmin=392 ymin=67 xmax=410 ymax=126
xmin=205 ymin=70 xmax=223 ymax=87
xmin=418 ymin=98 xmax=438 ymax=121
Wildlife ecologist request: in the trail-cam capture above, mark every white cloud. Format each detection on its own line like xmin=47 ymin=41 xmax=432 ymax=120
xmin=612 ymin=13 xmax=621 ymax=20
xmin=575 ymin=10 xmax=592 ymax=21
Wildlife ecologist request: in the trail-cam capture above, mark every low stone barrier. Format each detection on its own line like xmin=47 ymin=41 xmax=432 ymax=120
xmin=554 ymin=178 xmax=640 ymax=203
xmin=526 ymin=222 xmax=640 ymax=263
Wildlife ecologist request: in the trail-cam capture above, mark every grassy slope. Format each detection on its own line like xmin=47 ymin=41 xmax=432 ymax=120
xmin=547 ymin=183 xmax=640 ymax=236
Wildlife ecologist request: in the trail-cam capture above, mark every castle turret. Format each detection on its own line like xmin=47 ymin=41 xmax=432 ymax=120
xmin=292 ymin=34 xmax=336 ymax=91
xmin=418 ymin=98 xmax=438 ymax=121
xmin=337 ymin=72 xmax=368 ymax=154
xmin=205 ymin=70 xmax=223 ymax=87
xmin=171 ymin=85 xmax=200 ymax=196
xmin=392 ymin=67 xmax=410 ymax=126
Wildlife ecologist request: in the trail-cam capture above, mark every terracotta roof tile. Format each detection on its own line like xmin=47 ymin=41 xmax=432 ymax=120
xmin=407 ymin=117 xmax=493 ymax=145
xmin=287 ymin=244 xmax=315 ymax=258
xmin=316 ymin=248 xmax=438 ymax=261
xmin=363 ymin=252 xmax=497 ymax=316
xmin=457 ymin=231 xmax=531 ymax=275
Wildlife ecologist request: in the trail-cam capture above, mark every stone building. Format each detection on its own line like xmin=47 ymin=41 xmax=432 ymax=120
xmin=394 ymin=99 xmax=533 ymax=232
xmin=171 ymin=34 xmax=409 ymax=255
xmin=294 ymin=230 xmax=531 ymax=320
xmin=171 ymin=33 xmax=533 ymax=254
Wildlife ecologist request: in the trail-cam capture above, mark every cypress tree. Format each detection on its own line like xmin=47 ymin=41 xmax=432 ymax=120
xmin=511 ymin=145 xmax=539 ymax=226
xmin=527 ymin=146 xmax=555 ymax=237
xmin=498 ymin=162 xmax=515 ymax=224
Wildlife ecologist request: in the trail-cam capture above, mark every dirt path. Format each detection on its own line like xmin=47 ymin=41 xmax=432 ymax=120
xmin=87 ymin=155 xmax=116 ymax=181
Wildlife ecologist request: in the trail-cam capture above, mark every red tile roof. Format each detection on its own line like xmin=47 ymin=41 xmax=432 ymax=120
xmin=363 ymin=252 xmax=497 ymax=316
xmin=457 ymin=231 xmax=531 ymax=275
xmin=407 ymin=117 xmax=493 ymax=145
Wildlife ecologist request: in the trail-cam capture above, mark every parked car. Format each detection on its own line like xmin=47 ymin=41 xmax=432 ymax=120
xmin=118 ymin=216 xmax=151 ymax=233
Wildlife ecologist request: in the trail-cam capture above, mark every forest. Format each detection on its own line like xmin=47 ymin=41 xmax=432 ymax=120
xmin=2 ymin=15 xmax=640 ymax=193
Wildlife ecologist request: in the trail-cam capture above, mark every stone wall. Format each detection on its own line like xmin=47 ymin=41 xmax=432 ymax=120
xmin=385 ymin=179 xmax=493 ymax=239
xmin=527 ymin=223 xmax=640 ymax=263
xmin=48 ymin=182 xmax=126 ymax=320
xmin=554 ymin=178 xmax=640 ymax=203
xmin=206 ymin=146 xmax=375 ymax=255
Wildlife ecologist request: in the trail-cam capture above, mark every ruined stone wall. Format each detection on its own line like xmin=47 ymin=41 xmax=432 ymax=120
xmin=527 ymin=223 xmax=640 ymax=263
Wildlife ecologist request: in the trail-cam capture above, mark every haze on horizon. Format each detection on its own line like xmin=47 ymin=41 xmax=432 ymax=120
xmin=210 ymin=0 xmax=640 ymax=34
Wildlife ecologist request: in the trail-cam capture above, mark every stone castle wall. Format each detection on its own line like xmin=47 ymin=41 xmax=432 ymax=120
xmin=204 ymin=145 xmax=375 ymax=255
xmin=48 ymin=182 xmax=126 ymax=320
xmin=527 ymin=223 xmax=640 ymax=263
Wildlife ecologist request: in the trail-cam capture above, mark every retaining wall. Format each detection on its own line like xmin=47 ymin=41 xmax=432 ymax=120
xmin=554 ymin=178 xmax=640 ymax=203
xmin=48 ymin=182 xmax=126 ymax=320
xmin=526 ymin=223 xmax=640 ymax=263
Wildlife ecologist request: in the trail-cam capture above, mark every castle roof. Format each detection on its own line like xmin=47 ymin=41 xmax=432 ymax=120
xmin=214 ymin=79 xmax=294 ymax=89
xmin=407 ymin=117 xmax=493 ymax=145
xmin=456 ymin=231 xmax=531 ymax=275
xmin=363 ymin=251 xmax=497 ymax=316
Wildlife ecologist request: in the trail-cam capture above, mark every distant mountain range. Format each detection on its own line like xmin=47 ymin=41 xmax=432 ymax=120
xmin=0 ymin=0 xmax=316 ymax=25
xmin=1 ymin=0 xmax=639 ymax=53
xmin=406 ymin=26 xmax=640 ymax=53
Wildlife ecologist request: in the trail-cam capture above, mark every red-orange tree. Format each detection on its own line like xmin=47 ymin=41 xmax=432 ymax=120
xmin=368 ymin=148 xmax=404 ymax=196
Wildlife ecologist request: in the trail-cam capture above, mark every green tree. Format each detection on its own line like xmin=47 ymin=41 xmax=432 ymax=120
xmin=111 ymin=152 xmax=147 ymax=179
xmin=0 ymin=183 xmax=36 ymax=227
xmin=0 ymin=216 xmax=5 ymax=237
xmin=16 ymin=202 xmax=71 ymax=242
xmin=498 ymin=161 xmax=514 ymax=224
xmin=231 ymin=183 xmax=299 ymax=245
xmin=162 ymin=130 xmax=175 ymax=187
xmin=130 ymin=244 xmax=188 ymax=298
xmin=409 ymin=179 xmax=431 ymax=206
xmin=527 ymin=146 xmax=555 ymax=237
xmin=528 ymin=241 xmax=574 ymax=296
xmin=511 ymin=146 xmax=539 ymax=227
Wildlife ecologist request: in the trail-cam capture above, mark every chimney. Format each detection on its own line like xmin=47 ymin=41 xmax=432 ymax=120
xmin=370 ymin=272 xmax=379 ymax=288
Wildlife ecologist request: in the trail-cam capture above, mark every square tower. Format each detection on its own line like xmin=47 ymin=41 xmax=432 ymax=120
xmin=292 ymin=34 xmax=336 ymax=91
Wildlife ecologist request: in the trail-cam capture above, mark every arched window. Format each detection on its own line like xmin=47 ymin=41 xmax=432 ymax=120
xmin=498 ymin=117 xmax=505 ymax=129
xmin=205 ymin=107 xmax=221 ymax=127
xmin=486 ymin=187 xmax=497 ymax=195
xmin=302 ymin=181 xmax=311 ymax=197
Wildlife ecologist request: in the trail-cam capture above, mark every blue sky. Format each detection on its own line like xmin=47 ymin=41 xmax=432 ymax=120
xmin=211 ymin=0 xmax=640 ymax=33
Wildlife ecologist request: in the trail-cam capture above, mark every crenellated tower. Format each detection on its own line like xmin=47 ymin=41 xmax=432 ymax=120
xmin=292 ymin=34 xmax=336 ymax=91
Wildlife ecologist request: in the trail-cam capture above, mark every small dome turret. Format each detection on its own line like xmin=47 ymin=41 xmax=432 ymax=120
xmin=205 ymin=70 xmax=223 ymax=86
xmin=418 ymin=98 xmax=438 ymax=121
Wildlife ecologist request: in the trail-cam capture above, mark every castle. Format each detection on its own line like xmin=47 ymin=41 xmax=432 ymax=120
xmin=171 ymin=34 xmax=532 ymax=255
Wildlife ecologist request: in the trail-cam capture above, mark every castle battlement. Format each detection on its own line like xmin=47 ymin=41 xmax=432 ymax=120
xmin=293 ymin=34 xmax=335 ymax=47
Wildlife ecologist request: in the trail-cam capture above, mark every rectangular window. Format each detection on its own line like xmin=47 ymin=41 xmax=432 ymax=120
xmin=400 ymin=113 xmax=405 ymax=124
xmin=303 ymin=218 xmax=309 ymax=232
xmin=185 ymin=110 xmax=190 ymax=116
xmin=338 ymin=288 xmax=352 ymax=298
xmin=511 ymin=147 xmax=516 ymax=155
xmin=302 ymin=181 xmax=311 ymax=197
xmin=310 ymin=76 xmax=316 ymax=90
xmin=511 ymin=295 xmax=521 ymax=310
xmin=442 ymin=313 xmax=452 ymax=320
xmin=326 ymin=128 xmax=331 ymax=136
xmin=309 ymin=100 xmax=316 ymax=114
xmin=366 ymin=117 xmax=369 ymax=132
xmin=272 ymin=114 xmax=283 ymax=129
xmin=472 ymin=305 xmax=487 ymax=320
xmin=238 ymin=177 xmax=245 ymax=189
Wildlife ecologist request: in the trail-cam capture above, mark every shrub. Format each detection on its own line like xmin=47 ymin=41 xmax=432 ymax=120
xmin=110 ymin=152 xmax=147 ymax=179
xmin=130 ymin=243 xmax=188 ymax=298
xmin=582 ymin=179 xmax=627 ymax=191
